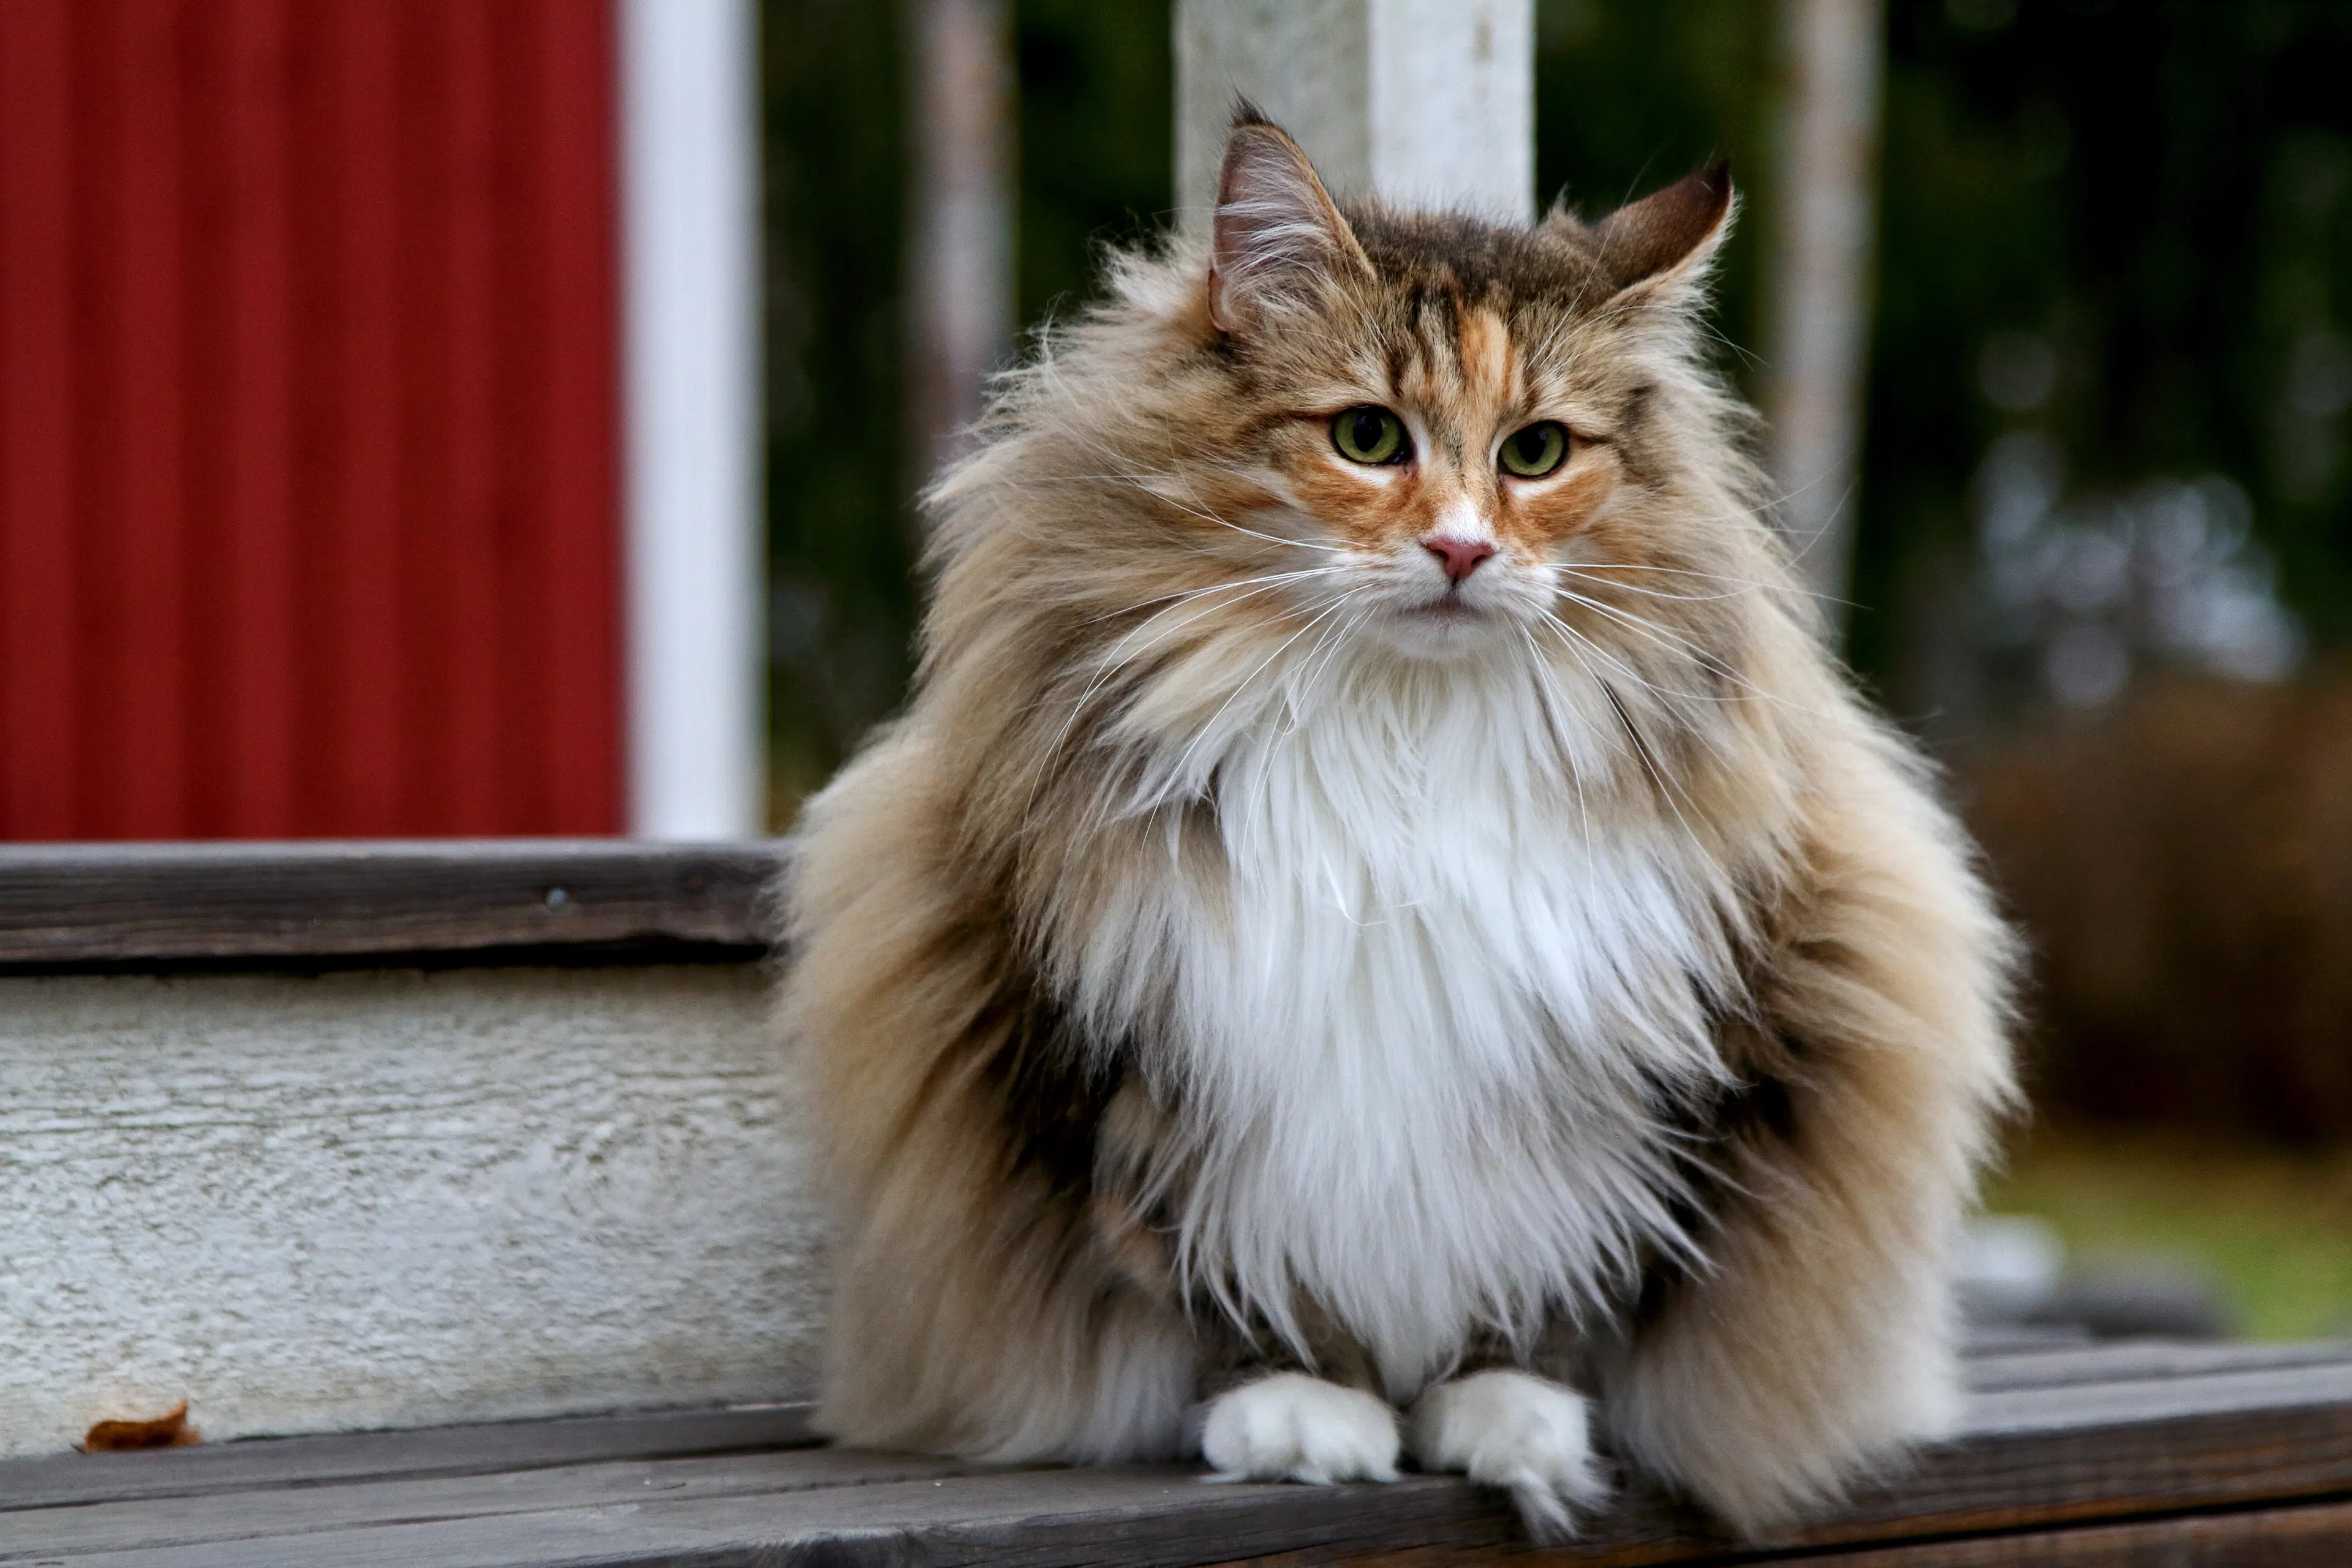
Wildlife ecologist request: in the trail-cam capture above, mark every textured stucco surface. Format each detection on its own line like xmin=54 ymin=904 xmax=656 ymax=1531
xmin=0 ymin=965 xmax=824 ymax=1458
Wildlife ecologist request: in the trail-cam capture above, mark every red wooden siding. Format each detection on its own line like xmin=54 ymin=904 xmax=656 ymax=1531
xmin=0 ymin=0 xmax=623 ymax=839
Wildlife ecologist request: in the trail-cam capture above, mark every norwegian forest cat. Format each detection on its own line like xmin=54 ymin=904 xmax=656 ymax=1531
xmin=780 ymin=111 xmax=2015 ymax=1539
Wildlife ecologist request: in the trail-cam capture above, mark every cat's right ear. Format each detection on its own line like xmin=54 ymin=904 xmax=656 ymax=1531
xmin=1547 ymin=161 xmax=1736 ymax=304
xmin=1207 ymin=109 xmax=1372 ymax=337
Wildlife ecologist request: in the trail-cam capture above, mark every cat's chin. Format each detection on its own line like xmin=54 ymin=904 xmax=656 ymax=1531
xmin=1370 ymin=599 xmax=1517 ymax=662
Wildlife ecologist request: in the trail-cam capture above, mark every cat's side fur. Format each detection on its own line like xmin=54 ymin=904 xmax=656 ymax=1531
xmin=780 ymin=112 xmax=2016 ymax=1539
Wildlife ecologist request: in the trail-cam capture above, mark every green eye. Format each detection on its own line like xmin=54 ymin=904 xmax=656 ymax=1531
xmin=1499 ymin=421 xmax=1569 ymax=478
xmin=1331 ymin=405 xmax=1408 ymax=465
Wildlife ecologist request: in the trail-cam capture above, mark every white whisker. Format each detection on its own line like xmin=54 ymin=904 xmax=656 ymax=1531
xmin=1156 ymin=591 xmax=1362 ymax=801
xmin=1020 ymin=570 xmax=1354 ymax=829
xmin=1550 ymin=587 xmax=1834 ymax=719
xmin=1080 ymin=565 xmax=1353 ymax=628
xmin=1517 ymin=627 xmax=1596 ymax=863
xmin=1565 ymin=557 xmax=1855 ymax=608
xmin=1533 ymin=608 xmax=1740 ymax=780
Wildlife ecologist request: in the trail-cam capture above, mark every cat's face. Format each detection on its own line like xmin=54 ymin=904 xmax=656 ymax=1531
xmin=1180 ymin=115 xmax=1738 ymax=663
xmin=1234 ymin=291 xmax=1635 ymax=660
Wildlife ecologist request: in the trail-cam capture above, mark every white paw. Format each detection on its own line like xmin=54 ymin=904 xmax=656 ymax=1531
xmin=1408 ymin=1370 xmax=1610 ymax=1540
xmin=1200 ymin=1372 xmax=1402 ymax=1485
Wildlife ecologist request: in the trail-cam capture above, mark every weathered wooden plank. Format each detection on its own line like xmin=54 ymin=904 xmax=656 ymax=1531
xmin=1768 ymin=1493 xmax=2352 ymax=1566
xmin=0 ymin=839 xmax=784 ymax=969
xmin=1963 ymin=1336 xmax=2352 ymax=1393
xmin=0 ymin=1403 xmax=815 ymax=1512
xmin=1957 ymin=1323 xmax=2094 ymax=1356
xmin=1965 ymin=1356 xmax=2352 ymax=1433
xmin=1807 ymin=1360 xmax=2352 ymax=1544
xmin=16 ymin=1359 xmax=2352 ymax=1567
xmin=0 ymin=1446 xmax=976 ymax=1561
xmin=1256 ymin=1496 xmax=2352 ymax=1566
xmin=0 ymin=1469 xmax=1504 ymax=1568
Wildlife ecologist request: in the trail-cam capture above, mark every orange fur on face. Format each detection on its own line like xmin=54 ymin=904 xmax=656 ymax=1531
xmin=781 ymin=115 xmax=2015 ymax=1545
xmin=1110 ymin=187 xmax=1766 ymax=682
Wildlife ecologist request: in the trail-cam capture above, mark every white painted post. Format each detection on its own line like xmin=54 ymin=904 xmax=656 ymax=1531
xmin=1174 ymin=0 xmax=1533 ymax=227
xmin=1763 ymin=0 xmax=1885 ymax=620
xmin=619 ymin=0 xmax=764 ymax=838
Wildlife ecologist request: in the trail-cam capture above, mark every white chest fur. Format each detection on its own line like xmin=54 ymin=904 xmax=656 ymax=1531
xmin=1078 ymin=653 xmax=1744 ymax=1396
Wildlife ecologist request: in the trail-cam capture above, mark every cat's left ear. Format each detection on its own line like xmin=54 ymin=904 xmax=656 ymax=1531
xmin=1207 ymin=110 xmax=1374 ymax=337
xmin=1554 ymin=160 xmax=1735 ymax=303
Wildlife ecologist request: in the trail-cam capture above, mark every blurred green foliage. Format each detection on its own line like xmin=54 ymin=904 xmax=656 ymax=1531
xmin=1013 ymin=1 xmax=1173 ymax=328
xmin=763 ymin=0 xmax=914 ymax=809
xmin=761 ymin=0 xmax=2352 ymax=815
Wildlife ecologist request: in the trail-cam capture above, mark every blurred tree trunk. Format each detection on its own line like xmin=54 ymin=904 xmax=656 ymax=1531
xmin=1764 ymin=0 xmax=1884 ymax=627
xmin=905 ymin=0 xmax=1014 ymax=486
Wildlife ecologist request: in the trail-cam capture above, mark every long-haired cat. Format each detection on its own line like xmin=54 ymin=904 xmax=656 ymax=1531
xmin=780 ymin=110 xmax=2015 ymax=1540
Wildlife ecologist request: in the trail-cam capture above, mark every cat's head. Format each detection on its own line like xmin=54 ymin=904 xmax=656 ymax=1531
xmin=1163 ymin=107 xmax=1746 ymax=663
xmin=923 ymin=110 xmax=1800 ymax=818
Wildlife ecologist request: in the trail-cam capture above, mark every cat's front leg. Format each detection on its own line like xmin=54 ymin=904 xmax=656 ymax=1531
xmin=1408 ymin=1370 xmax=1610 ymax=1540
xmin=1200 ymin=1371 xmax=1401 ymax=1485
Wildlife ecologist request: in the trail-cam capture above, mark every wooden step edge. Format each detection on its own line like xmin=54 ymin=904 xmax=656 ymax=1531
xmin=0 ymin=839 xmax=790 ymax=972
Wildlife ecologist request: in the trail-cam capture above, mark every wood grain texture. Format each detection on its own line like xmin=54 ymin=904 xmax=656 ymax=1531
xmin=0 ymin=839 xmax=785 ymax=969
xmin=1961 ymin=1336 xmax=2352 ymax=1393
xmin=0 ymin=1404 xmax=816 ymax=1513
xmin=1769 ymin=1494 xmax=2352 ymax=1566
xmin=2 ymin=1449 xmax=1001 ymax=1560
xmin=1265 ymin=1498 xmax=2352 ymax=1566
xmin=1806 ymin=1360 xmax=2352 ymax=1545
xmin=10 ymin=1350 xmax=2352 ymax=1566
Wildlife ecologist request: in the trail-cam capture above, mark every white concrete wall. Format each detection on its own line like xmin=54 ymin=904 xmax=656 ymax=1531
xmin=0 ymin=965 xmax=822 ymax=1458
xmin=1174 ymin=0 xmax=1533 ymax=225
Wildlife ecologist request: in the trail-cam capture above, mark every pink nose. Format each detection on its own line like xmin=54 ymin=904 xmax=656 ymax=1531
xmin=1423 ymin=536 xmax=1496 ymax=583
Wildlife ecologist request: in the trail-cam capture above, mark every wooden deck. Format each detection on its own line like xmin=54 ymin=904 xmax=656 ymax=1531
xmin=9 ymin=1339 xmax=2352 ymax=1565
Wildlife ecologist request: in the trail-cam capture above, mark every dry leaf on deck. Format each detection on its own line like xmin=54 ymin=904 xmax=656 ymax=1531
xmin=82 ymin=1401 xmax=200 ymax=1452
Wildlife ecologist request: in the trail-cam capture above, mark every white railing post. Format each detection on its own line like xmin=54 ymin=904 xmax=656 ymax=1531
xmin=620 ymin=0 xmax=764 ymax=839
xmin=1174 ymin=0 xmax=1533 ymax=227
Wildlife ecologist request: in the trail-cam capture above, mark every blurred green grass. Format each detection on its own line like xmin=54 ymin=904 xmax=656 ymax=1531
xmin=1989 ymin=1125 xmax=2352 ymax=1342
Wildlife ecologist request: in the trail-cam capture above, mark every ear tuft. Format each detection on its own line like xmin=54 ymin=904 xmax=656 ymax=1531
xmin=1228 ymin=95 xmax=1275 ymax=132
xmin=1588 ymin=159 xmax=1735 ymax=293
xmin=1207 ymin=116 xmax=1369 ymax=337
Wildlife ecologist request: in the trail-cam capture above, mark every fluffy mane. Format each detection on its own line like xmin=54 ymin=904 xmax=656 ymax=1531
xmin=780 ymin=115 xmax=2015 ymax=1541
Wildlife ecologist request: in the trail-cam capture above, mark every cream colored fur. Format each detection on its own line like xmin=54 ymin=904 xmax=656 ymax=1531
xmin=778 ymin=115 xmax=2014 ymax=1542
